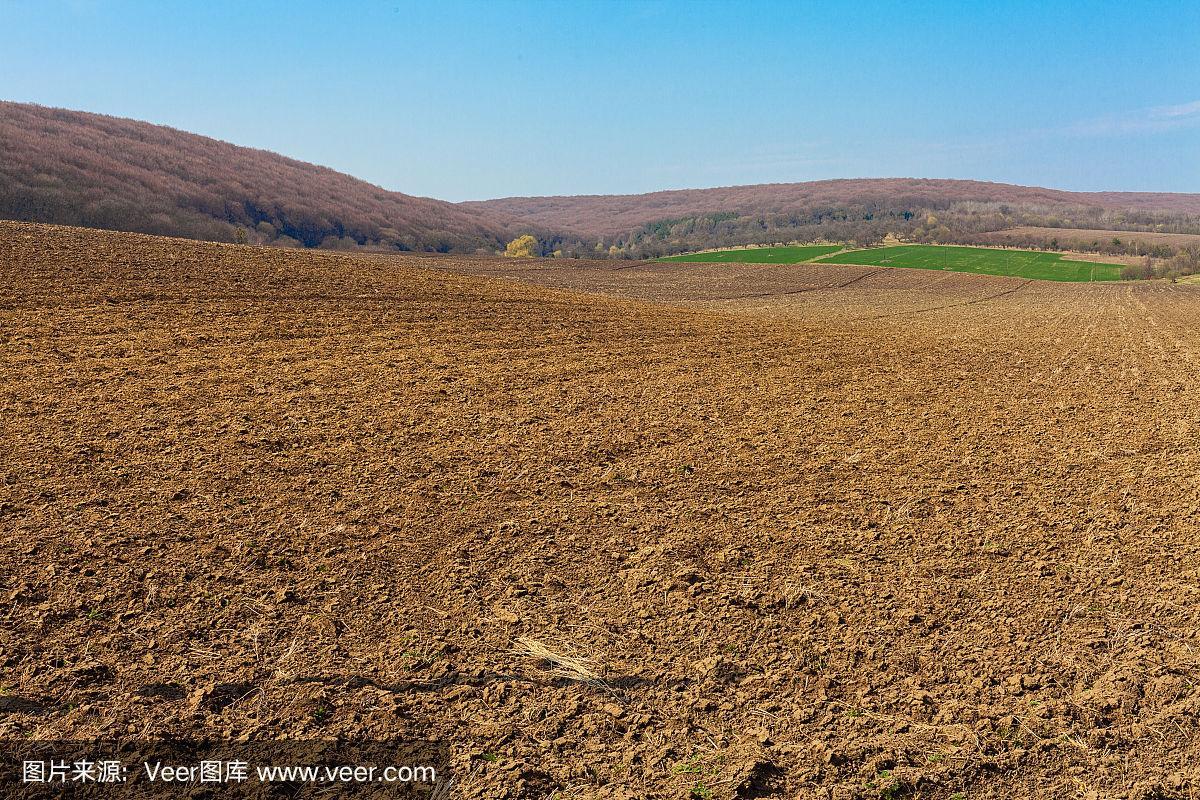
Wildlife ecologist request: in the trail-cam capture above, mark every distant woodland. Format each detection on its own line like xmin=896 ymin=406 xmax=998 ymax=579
xmin=3 ymin=101 xmax=1200 ymax=273
xmin=471 ymin=180 xmax=1200 ymax=265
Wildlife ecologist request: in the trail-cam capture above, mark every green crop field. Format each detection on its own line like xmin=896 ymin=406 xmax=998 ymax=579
xmin=813 ymin=245 xmax=1122 ymax=282
xmin=657 ymin=245 xmax=844 ymax=264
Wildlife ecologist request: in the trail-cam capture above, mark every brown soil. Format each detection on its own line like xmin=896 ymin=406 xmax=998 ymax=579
xmin=1056 ymin=252 xmax=1144 ymax=266
xmin=3 ymin=222 xmax=1200 ymax=799
xmin=981 ymin=226 xmax=1200 ymax=251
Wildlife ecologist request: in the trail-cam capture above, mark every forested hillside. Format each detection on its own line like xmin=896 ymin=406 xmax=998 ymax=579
xmin=467 ymin=179 xmax=1200 ymax=259
xmin=5 ymin=102 xmax=1200 ymax=262
xmin=0 ymin=102 xmax=524 ymax=253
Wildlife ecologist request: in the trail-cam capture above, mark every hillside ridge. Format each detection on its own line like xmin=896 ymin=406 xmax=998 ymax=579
xmin=0 ymin=101 xmax=525 ymax=253
xmin=462 ymin=177 xmax=1200 ymax=237
xmin=4 ymin=101 xmax=1199 ymax=260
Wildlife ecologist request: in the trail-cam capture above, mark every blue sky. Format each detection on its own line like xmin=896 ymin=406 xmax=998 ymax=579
xmin=2 ymin=0 xmax=1198 ymax=200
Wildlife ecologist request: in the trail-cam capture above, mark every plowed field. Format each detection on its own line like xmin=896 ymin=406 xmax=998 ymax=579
xmin=3 ymin=222 xmax=1200 ymax=799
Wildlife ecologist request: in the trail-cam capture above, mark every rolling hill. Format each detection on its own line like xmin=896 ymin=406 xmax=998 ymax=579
xmin=464 ymin=179 xmax=1200 ymax=238
xmin=4 ymin=101 xmax=1200 ymax=262
xmin=0 ymin=101 xmax=523 ymax=253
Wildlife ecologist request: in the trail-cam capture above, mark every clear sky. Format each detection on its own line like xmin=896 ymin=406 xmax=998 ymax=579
xmin=2 ymin=0 xmax=1198 ymax=201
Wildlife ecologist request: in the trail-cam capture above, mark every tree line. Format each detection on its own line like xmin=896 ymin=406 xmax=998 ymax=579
xmin=567 ymin=201 xmax=1200 ymax=268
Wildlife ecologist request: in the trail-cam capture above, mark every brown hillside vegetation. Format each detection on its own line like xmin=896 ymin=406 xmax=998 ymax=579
xmin=6 ymin=101 xmax=1200 ymax=262
xmin=0 ymin=101 xmax=522 ymax=252
xmin=4 ymin=222 xmax=1200 ymax=798
xmin=466 ymin=178 xmax=1200 ymax=237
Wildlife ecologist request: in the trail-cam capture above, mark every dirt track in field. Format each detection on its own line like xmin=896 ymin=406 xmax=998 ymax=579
xmin=3 ymin=222 xmax=1200 ymax=799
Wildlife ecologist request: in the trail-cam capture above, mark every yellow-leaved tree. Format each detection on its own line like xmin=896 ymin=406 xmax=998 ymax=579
xmin=504 ymin=235 xmax=538 ymax=258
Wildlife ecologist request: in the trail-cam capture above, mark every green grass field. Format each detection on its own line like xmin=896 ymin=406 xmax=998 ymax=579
xmin=657 ymin=245 xmax=844 ymax=264
xmin=813 ymin=245 xmax=1122 ymax=282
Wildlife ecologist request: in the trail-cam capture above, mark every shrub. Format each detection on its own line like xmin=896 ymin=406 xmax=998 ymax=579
xmin=504 ymin=234 xmax=538 ymax=258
